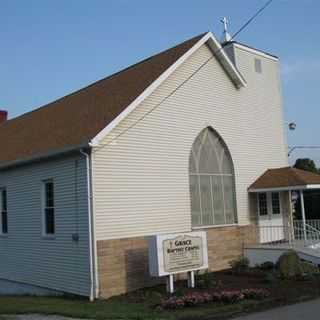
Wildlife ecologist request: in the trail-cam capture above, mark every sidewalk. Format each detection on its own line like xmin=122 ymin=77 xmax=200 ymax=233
xmin=234 ymin=298 xmax=320 ymax=320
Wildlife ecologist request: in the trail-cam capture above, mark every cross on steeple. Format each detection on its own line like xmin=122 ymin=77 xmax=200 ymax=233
xmin=220 ymin=17 xmax=232 ymax=43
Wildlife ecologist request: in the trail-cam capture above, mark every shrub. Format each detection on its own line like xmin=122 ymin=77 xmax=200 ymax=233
xmin=277 ymin=250 xmax=303 ymax=279
xmin=263 ymin=271 xmax=279 ymax=284
xmin=229 ymin=256 xmax=250 ymax=273
xmin=258 ymin=261 xmax=275 ymax=270
xmin=197 ymin=270 xmax=216 ymax=289
xmin=183 ymin=292 xmax=212 ymax=306
xmin=242 ymin=288 xmax=270 ymax=300
xmin=300 ymin=261 xmax=319 ymax=279
xmin=219 ymin=290 xmax=245 ymax=303
xmin=160 ymin=288 xmax=270 ymax=309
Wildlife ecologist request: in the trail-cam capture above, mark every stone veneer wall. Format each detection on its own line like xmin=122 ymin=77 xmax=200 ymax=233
xmin=97 ymin=225 xmax=257 ymax=298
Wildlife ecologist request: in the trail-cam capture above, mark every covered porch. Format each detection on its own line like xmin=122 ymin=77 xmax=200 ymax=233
xmin=247 ymin=167 xmax=320 ymax=257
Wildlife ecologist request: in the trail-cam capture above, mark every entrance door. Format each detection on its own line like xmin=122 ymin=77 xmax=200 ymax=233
xmin=258 ymin=192 xmax=284 ymax=243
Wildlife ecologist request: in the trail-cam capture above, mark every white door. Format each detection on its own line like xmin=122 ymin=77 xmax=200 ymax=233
xmin=258 ymin=192 xmax=284 ymax=243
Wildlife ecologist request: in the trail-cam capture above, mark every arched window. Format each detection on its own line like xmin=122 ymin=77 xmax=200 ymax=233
xmin=189 ymin=128 xmax=237 ymax=227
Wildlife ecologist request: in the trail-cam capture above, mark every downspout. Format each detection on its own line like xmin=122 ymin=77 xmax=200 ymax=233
xmin=80 ymin=148 xmax=96 ymax=301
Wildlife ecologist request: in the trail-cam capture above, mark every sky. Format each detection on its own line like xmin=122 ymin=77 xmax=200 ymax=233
xmin=1 ymin=0 xmax=320 ymax=165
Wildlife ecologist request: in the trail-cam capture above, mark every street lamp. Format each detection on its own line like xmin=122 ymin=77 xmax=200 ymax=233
xmin=288 ymin=122 xmax=296 ymax=131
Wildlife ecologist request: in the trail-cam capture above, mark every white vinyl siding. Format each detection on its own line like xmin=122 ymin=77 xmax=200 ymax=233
xmin=92 ymin=42 xmax=288 ymax=240
xmin=0 ymin=154 xmax=91 ymax=297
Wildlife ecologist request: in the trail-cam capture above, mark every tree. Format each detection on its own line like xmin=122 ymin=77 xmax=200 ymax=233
xmin=293 ymin=158 xmax=319 ymax=173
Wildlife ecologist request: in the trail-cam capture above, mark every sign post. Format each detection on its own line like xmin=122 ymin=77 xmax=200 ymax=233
xmin=148 ymin=231 xmax=208 ymax=293
xmin=166 ymin=274 xmax=174 ymax=293
xmin=187 ymin=271 xmax=195 ymax=288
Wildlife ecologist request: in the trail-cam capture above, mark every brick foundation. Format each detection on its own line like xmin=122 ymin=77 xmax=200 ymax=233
xmin=97 ymin=225 xmax=257 ymax=298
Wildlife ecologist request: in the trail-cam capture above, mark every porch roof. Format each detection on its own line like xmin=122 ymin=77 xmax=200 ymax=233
xmin=248 ymin=167 xmax=320 ymax=192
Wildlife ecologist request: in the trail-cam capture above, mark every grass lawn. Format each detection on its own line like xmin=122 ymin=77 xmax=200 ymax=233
xmin=0 ymin=296 xmax=287 ymax=320
xmin=1 ymin=270 xmax=320 ymax=320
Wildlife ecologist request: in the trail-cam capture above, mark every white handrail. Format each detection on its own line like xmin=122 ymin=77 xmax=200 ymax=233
xmin=255 ymin=224 xmax=320 ymax=250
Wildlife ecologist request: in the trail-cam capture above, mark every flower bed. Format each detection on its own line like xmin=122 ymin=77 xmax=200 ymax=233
xmin=161 ymin=288 xmax=270 ymax=310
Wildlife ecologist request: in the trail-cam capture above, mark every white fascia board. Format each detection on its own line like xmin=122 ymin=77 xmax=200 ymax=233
xmin=230 ymin=43 xmax=279 ymax=62
xmin=248 ymin=184 xmax=320 ymax=193
xmin=206 ymin=37 xmax=247 ymax=88
xmin=305 ymin=184 xmax=320 ymax=189
xmin=90 ymin=32 xmax=246 ymax=147
xmin=248 ymin=185 xmax=307 ymax=193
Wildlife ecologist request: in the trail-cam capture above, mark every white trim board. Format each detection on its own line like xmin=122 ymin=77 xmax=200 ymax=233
xmin=249 ymin=184 xmax=320 ymax=193
xmin=90 ymin=32 xmax=246 ymax=147
xmin=224 ymin=42 xmax=279 ymax=62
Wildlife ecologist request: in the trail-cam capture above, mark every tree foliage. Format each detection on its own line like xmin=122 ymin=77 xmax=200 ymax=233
xmin=293 ymin=158 xmax=319 ymax=174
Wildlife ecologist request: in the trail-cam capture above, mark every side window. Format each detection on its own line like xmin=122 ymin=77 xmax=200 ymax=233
xmin=271 ymin=192 xmax=281 ymax=215
xmin=0 ymin=189 xmax=8 ymax=234
xmin=258 ymin=193 xmax=268 ymax=216
xmin=43 ymin=180 xmax=55 ymax=235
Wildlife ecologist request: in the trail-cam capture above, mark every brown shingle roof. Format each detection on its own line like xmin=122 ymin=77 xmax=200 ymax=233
xmin=1 ymin=33 xmax=206 ymax=168
xmin=249 ymin=167 xmax=320 ymax=190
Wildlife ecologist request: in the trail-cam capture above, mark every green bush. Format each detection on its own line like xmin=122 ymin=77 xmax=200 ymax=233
xmin=277 ymin=250 xmax=303 ymax=279
xmin=229 ymin=256 xmax=250 ymax=274
xmin=196 ymin=270 xmax=216 ymax=288
xmin=263 ymin=271 xmax=279 ymax=284
xmin=258 ymin=261 xmax=275 ymax=270
xmin=300 ymin=261 xmax=319 ymax=279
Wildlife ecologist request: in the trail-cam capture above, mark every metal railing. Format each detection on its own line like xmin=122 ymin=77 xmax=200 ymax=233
xmin=255 ymin=222 xmax=320 ymax=250
xmin=293 ymin=220 xmax=320 ymax=232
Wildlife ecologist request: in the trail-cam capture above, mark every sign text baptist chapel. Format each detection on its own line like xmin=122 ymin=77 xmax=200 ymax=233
xmin=148 ymin=231 xmax=208 ymax=277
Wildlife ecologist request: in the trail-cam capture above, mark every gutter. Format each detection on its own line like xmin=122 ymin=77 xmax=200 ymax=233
xmin=80 ymin=148 xmax=97 ymax=301
xmin=0 ymin=143 xmax=89 ymax=171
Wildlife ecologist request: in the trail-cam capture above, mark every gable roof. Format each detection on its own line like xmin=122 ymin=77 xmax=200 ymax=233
xmin=0 ymin=32 xmax=245 ymax=169
xmin=249 ymin=167 xmax=320 ymax=192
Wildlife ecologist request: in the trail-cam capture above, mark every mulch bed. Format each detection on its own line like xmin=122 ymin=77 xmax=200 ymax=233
xmin=210 ymin=270 xmax=320 ymax=302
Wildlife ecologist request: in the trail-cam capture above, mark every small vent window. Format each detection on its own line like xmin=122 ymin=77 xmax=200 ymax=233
xmin=254 ymin=58 xmax=262 ymax=73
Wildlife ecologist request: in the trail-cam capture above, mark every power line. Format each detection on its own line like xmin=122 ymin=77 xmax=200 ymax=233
xmin=288 ymin=146 xmax=320 ymax=157
xmin=93 ymin=2 xmax=275 ymax=152
xmin=92 ymin=47 xmax=218 ymax=152
xmin=231 ymin=0 xmax=274 ymax=40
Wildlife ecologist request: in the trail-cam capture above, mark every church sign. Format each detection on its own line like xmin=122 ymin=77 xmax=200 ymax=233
xmin=148 ymin=231 xmax=208 ymax=277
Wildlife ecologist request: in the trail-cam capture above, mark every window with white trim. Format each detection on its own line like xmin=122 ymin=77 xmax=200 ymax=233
xmin=0 ymin=189 xmax=8 ymax=234
xmin=271 ymin=192 xmax=280 ymax=215
xmin=43 ymin=180 xmax=55 ymax=235
xmin=189 ymin=128 xmax=237 ymax=227
xmin=258 ymin=193 xmax=268 ymax=216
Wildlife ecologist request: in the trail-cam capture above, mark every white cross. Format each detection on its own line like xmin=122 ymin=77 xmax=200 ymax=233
xmin=221 ymin=17 xmax=229 ymax=34
xmin=220 ymin=17 xmax=232 ymax=42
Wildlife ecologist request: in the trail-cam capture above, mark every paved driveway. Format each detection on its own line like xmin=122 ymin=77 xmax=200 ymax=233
xmin=234 ymin=298 xmax=320 ymax=320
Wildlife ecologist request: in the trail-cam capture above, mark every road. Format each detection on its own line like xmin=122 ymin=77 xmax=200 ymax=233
xmin=234 ymin=298 xmax=320 ymax=320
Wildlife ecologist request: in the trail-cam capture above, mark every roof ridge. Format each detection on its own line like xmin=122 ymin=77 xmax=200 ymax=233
xmin=4 ymin=32 xmax=207 ymax=126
